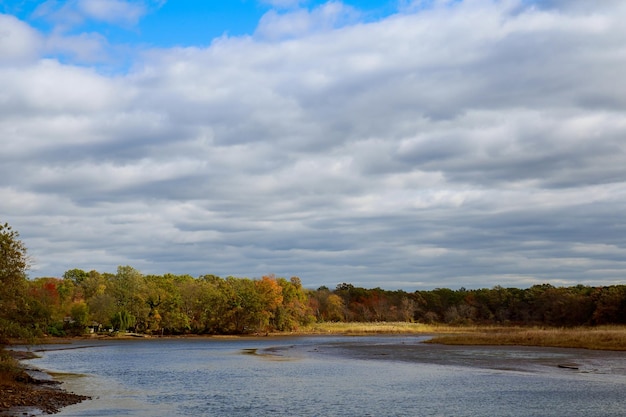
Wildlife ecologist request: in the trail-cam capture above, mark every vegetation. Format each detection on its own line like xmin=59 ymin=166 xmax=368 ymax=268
xmin=0 ymin=350 xmax=25 ymax=385
xmin=426 ymin=326 xmax=626 ymax=351
xmin=0 ymin=222 xmax=33 ymax=344
xmin=1 ymin=220 xmax=625 ymax=343
xmin=300 ymin=322 xmax=470 ymax=335
xmin=15 ymin=269 xmax=626 ymax=340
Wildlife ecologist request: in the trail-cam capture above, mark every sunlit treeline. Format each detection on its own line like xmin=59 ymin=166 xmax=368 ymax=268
xmin=21 ymin=267 xmax=626 ymax=336
xmin=27 ymin=267 xmax=313 ymax=336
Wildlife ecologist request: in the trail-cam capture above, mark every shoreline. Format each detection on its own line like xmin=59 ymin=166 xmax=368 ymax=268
xmin=2 ymin=324 xmax=624 ymax=415
xmin=12 ymin=323 xmax=626 ymax=351
xmin=0 ymin=350 xmax=90 ymax=417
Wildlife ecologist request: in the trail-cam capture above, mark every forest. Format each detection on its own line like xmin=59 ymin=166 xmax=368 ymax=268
xmin=1 ymin=222 xmax=626 ymax=341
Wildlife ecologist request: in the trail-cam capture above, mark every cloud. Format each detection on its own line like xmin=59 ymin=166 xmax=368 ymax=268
xmin=0 ymin=13 xmax=43 ymax=64
xmin=255 ymin=1 xmax=359 ymax=40
xmin=77 ymin=0 xmax=146 ymax=25
xmin=44 ymin=31 xmax=112 ymax=63
xmin=2 ymin=0 xmax=626 ymax=289
xmin=259 ymin=0 xmax=306 ymax=9
xmin=32 ymin=0 xmax=150 ymax=31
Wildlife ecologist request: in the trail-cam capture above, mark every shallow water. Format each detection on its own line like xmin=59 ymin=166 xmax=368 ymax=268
xmin=26 ymin=336 xmax=626 ymax=416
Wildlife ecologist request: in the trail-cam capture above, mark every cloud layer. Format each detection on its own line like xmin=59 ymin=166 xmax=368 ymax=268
xmin=2 ymin=0 xmax=626 ymax=289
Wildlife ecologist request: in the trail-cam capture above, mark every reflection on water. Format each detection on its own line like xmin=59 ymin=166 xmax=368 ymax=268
xmin=27 ymin=336 xmax=626 ymax=417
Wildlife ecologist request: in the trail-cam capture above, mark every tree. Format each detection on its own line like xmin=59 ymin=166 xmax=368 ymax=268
xmin=67 ymin=302 xmax=89 ymax=335
xmin=111 ymin=266 xmax=147 ymax=330
xmin=273 ymin=277 xmax=314 ymax=331
xmin=63 ymin=268 xmax=88 ymax=285
xmin=111 ymin=310 xmax=136 ymax=332
xmin=0 ymin=222 xmax=31 ymax=342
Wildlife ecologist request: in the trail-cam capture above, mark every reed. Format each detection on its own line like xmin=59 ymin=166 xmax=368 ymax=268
xmin=296 ymin=323 xmax=626 ymax=350
xmin=300 ymin=322 xmax=486 ymax=335
xmin=425 ymin=326 xmax=626 ymax=351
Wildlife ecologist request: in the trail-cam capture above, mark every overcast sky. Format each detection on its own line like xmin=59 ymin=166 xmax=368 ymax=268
xmin=2 ymin=0 xmax=626 ymax=290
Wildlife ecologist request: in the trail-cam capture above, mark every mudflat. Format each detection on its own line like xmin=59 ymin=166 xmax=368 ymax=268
xmin=0 ymin=351 xmax=90 ymax=417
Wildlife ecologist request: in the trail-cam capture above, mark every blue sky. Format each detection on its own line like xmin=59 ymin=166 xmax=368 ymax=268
xmin=1 ymin=0 xmax=626 ymax=290
xmin=3 ymin=1 xmax=402 ymax=48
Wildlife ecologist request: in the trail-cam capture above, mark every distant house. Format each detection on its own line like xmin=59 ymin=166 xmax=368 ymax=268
xmin=88 ymin=322 xmax=102 ymax=333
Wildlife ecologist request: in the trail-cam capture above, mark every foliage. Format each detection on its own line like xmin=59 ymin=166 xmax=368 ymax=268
xmin=0 ymin=222 xmax=31 ymax=343
xmin=19 ymin=265 xmax=626 ymax=336
xmin=111 ymin=310 xmax=136 ymax=332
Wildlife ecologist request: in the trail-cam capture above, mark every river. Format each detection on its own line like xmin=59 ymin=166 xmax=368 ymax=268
xmin=26 ymin=336 xmax=626 ymax=416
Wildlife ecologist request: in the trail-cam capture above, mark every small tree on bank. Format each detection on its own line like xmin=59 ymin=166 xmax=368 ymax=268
xmin=0 ymin=222 xmax=31 ymax=343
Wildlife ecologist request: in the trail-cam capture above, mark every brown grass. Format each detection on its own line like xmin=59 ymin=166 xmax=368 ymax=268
xmin=299 ymin=322 xmax=490 ymax=335
xmin=297 ymin=322 xmax=626 ymax=350
xmin=0 ymin=350 xmax=24 ymax=385
xmin=425 ymin=326 xmax=626 ymax=351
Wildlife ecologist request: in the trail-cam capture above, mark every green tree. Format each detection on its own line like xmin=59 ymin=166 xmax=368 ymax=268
xmin=111 ymin=310 xmax=136 ymax=332
xmin=67 ymin=302 xmax=90 ymax=335
xmin=87 ymin=293 xmax=117 ymax=328
xmin=0 ymin=222 xmax=31 ymax=342
xmin=111 ymin=266 xmax=147 ymax=330
xmin=63 ymin=268 xmax=89 ymax=285
xmin=197 ymin=275 xmax=231 ymax=334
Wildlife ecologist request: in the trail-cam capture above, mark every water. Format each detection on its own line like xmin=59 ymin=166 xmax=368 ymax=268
xmin=25 ymin=336 xmax=626 ymax=417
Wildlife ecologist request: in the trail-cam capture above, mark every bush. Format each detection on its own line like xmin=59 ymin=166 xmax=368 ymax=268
xmin=47 ymin=323 xmax=66 ymax=337
xmin=0 ymin=350 xmax=23 ymax=384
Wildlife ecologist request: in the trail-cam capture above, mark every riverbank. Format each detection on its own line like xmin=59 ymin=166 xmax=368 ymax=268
xmin=15 ymin=332 xmax=626 ymax=417
xmin=15 ymin=322 xmax=626 ymax=348
xmin=0 ymin=350 xmax=90 ymax=416
xmin=2 ymin=323 xmax=624 ymax=415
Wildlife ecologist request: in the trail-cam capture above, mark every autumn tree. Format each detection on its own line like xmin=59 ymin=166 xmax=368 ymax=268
xmin=273 ymin=277 xmax=314 ymax=331
xmin=592 ymin=286 xmax=626 ymax=324
xmin=255 ymin=275 xmax=284 ymax=332
xmin=310 ymin=287 xmax=345 ymax=322
xmin=27 ymin=278 xmax=65 ymax=335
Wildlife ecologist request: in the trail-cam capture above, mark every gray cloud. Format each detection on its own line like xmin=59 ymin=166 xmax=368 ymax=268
xmin=2 ymin=1 xmax=626 ymax=290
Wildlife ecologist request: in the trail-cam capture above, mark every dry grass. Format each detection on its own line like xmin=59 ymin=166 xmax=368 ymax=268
xmin=296 ymin=322 xmax=626 ymax=351
xmin=299 ymin=322 xmax=485 ymax=335
xmin=425 ymin=326 xmax=626 ymax=351
xmin=0 ymin=350 xmax=25 ymax=386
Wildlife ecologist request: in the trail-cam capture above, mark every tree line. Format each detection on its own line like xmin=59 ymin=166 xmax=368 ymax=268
xmin=28 ymin=268 xmax=313 ymax=336
xmin=14 ymin=270 xmax=626 ymax=338
xmin=1 ymin=221 xmax=625 ymax=342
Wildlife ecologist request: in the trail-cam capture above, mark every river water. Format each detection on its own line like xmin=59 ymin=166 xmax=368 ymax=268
xmin=26 ymin=336 xmax=626 ymax=416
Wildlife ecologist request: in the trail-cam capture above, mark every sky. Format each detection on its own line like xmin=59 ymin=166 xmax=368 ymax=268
xmin=1 ymin=0 xmax=626 ymax=290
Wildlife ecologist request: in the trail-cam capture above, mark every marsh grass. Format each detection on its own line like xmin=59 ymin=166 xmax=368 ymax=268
xmin=299 ymin=322 xmax=483 ymax=335
xmin=425 ymin=326 xmax=626 ymax=351
xmin=297 ymin=322 xmax=626 ymax=350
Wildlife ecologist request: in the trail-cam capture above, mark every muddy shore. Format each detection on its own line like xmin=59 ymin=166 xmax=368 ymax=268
xmin=0 ymin=351 xmax=90 ymax=417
